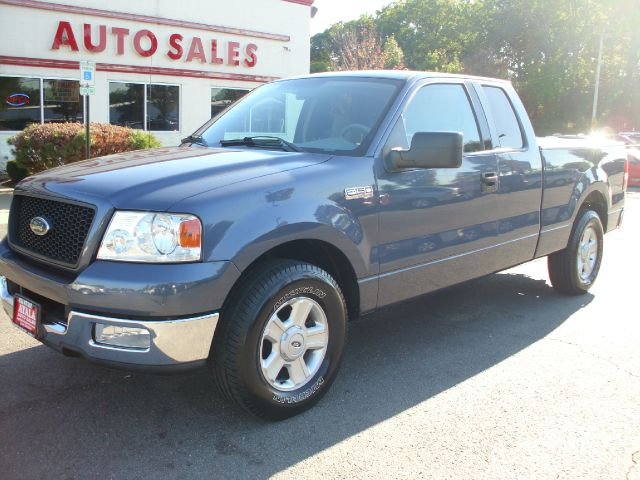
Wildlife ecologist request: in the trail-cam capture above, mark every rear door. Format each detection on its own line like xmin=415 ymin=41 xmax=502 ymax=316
xmin=473 ymin=82 xmax=543 ymax=262
xmin=376 ymin=80 xmax=504 ymax=307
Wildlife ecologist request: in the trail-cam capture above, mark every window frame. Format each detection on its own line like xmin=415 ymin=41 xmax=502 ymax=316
xmin=108 ymin=80 xmax=181 ymax=133
xmin=0 ymin=74 xmax=85 ymax=133
xmin=396 ymin=80 xmax=487 ymax=157
xmin=474 ymin=82 xmax=529 ymax=153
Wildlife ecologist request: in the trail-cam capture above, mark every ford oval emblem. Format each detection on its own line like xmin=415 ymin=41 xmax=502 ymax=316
xmin=29 ymin=217 xmax=51 ymax=236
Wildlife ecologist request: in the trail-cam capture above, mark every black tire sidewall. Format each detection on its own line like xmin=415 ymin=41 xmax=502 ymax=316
xmin=238 ymin=271 xmax=346 ymax=415
xmin=569 ymin=211 xmax=604 ymax=290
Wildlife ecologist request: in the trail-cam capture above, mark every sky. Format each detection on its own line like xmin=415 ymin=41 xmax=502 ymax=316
xmin=310 ymin=0 xmax=396 ymax=35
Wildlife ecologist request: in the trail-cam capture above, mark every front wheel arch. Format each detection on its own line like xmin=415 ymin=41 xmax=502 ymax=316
xmin=225 ymin=238 xmax=361 ymax=322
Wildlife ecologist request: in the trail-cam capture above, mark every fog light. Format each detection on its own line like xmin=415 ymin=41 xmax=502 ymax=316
xmin=94 ymin=323 xmax=151 ymax=349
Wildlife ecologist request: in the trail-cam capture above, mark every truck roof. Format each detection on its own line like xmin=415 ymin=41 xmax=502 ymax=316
xmin=281 ymin=70 xmax=513 ymax=85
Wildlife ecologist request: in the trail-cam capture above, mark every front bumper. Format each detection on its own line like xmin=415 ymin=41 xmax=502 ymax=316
xmin=1 ymin=275 xmax=219 ymax=370
xmin=0 ymin=239 xmax=241 ymax=371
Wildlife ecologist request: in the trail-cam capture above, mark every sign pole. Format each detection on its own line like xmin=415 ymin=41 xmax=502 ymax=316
xmin=85 ymin=94 xmax=90 ymax=160
xmin=79 ymin=60 xmax=96 ymax=160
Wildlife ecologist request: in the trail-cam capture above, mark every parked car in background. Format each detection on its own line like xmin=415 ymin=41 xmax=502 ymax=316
xmin=619 ymin=132 xmax=640 ymax=187
xmin=618 ymin=132 xmax=640 ymax=145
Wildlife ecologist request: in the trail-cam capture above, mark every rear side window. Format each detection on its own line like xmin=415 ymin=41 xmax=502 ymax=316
xmin=403 ymin=83 xmax=482 ymax=153
xmin=482 ymin=86 xmax=524 ymax=149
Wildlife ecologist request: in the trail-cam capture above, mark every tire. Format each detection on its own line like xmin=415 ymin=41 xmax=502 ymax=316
xmin=548 ymin=209 xmax=604 ymax=295
xmin=211 ymin=260 xmax=347 ymax=420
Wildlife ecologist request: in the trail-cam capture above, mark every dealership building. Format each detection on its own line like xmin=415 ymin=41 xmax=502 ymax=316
xmin=0 ymin=0 xmax=314 ymax=165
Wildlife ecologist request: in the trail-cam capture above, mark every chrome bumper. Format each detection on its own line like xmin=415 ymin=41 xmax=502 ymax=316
xmin=1 ymin=276 xmax=219 ymax=368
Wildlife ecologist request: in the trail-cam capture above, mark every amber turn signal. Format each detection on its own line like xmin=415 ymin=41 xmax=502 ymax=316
xmin=179 ymin=218 xmax=202 ymax=248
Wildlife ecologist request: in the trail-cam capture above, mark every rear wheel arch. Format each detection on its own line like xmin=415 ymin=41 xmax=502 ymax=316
xmin=577 ymin=186 xmax=608 ymax=231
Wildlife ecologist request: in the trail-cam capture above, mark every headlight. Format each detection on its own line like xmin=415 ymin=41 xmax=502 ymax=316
xmin=97 ymin=211 xmax=202 ymax=262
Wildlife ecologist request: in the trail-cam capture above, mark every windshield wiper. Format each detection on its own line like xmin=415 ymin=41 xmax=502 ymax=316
xmin=181 ymin=134 xmax=208 ymax=146
xmin=220 ymin=136 xmax=301 ymax=152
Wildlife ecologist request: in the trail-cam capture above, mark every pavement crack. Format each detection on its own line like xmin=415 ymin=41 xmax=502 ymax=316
xmin=547 ymin=337 xmax=640 ymax=379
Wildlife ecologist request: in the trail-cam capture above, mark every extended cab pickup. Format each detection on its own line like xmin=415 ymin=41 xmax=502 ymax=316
xmin=0 ymin=72 xmax=627 ymax=419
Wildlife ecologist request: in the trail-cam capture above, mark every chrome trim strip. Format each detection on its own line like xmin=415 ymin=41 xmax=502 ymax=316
xmin=44 ymin=322 xmax=67 ymax=334
xmin=0 ymin=275 xmax=14 ymax=318
xmin=377 ymin=233 xmax=539 ymax=280
xmin=540 ymin=223 xmax=571 ymax=234
xmin=73 ymin=311 xmax=218 ymax=362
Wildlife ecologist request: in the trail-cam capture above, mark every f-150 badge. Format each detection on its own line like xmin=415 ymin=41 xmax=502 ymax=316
xmin=344 ymin=186 xmax=374 ymax=200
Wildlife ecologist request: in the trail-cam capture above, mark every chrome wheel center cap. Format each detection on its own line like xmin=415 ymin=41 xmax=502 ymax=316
xmin=280 ymin=327 xmax=306 ymax=361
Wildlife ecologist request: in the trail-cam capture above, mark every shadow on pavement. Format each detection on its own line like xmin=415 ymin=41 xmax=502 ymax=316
xmin=0 ymin=270 xmax=593 ymax=479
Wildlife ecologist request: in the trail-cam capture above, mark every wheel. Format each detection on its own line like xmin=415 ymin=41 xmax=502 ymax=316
xmin=548 ymin=209 xmax=604 ymax=295
xmin=211 ymin=260 xmax=347 ymax=420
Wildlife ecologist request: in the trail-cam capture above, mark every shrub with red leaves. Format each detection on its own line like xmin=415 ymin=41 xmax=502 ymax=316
xmin=8 ymin=122 xmax=161 ymax=175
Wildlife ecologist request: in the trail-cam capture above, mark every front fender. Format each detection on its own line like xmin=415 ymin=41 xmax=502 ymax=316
xmin=170 ymin=159 xmax=379 ymax=280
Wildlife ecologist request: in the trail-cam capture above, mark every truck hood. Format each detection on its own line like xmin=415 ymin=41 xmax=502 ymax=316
xmin=16 ymin=146 xmax=330 ymax=210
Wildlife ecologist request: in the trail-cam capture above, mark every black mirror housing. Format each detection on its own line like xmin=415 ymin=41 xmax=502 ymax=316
xmin=388 ymin=132 xmax=463 ymax=169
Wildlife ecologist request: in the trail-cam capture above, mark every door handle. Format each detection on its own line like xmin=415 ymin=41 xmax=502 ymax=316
xmin=481 ymin=172 xmax=499 ymax=193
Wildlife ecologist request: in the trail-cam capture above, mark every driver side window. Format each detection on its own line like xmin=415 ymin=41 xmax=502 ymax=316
xmin=403 ymin=83 xmax=482 ymax=153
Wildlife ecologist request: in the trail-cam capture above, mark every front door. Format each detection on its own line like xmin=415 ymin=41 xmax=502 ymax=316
xmin=376 ymin=81 xmax=503 ymax=307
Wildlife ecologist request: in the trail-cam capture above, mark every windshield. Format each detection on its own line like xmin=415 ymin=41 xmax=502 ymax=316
xmin=196 ymin=77 xmax=404 ymax=156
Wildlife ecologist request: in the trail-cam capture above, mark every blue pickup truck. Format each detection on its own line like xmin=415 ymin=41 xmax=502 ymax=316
xmin=0 ymin=71 xmax=627 ymax=419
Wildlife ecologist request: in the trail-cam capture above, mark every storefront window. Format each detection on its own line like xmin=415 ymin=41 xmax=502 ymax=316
xmin=109 ymin=83 xmax=144 ymax=129
xmin=0 ymin=76 xmax=41 ymax=131
xmin=110 ymin=82 xmax=180 ymax=131
xmin=211 ymin=88 xmax=249 ymax=118
xmin=44 ymin=79 xmax=82 ymax=124
xmin=147 ymin=84 xmax=179 ymax=131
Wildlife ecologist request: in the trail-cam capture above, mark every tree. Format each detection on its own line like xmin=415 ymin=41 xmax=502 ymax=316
xmin=376 ymin=0 xmax=478 ymax=73
xmin=383 ymin=35 xmax=406 ymax=70
xmin=310 ymin=0 xmax=640 ymax=132
xmin=311 ymin=15 xmax=407 ymax=72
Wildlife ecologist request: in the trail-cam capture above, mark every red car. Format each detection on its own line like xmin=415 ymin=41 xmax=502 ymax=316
xmin=619 ymin=132 xmax=640 ymax=187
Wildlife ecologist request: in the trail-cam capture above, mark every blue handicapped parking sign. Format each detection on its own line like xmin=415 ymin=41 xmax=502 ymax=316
xmin=83 ymin=71 xmax=92 ymax=81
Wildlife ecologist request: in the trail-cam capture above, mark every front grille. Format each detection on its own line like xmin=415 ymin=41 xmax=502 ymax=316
xmin=9 ymin=195 xmax=96 ymax=267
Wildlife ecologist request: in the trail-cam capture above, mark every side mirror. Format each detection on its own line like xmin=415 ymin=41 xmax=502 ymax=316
xmin=388 ymin=132 xmax=463 ymax=169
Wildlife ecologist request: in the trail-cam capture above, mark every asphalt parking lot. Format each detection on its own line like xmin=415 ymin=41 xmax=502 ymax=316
xmin=0 ymin=190 xmax=639 ymax=480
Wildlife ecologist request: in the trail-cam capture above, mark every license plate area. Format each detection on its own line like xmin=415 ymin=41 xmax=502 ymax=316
xmin=12 ymin=293 xmax=41 ymax=337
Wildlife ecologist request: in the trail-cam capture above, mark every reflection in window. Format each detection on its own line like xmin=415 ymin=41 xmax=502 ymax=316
xmin=249 ymin=97 xmax=286 ymax=133
xmin=110 ymin=82 xmax=180 ymax=131
xmin=147 ymin=84 xmax=179 ymax=131
xmin=403 ymin=84 xmax=482 ymax=152
xmin=44 ymin=79 xmax=82 ymax=124
xmin=109 ymin=83 xmax=144 ymax=129
xmin=0 ymin=76 xmax=41 ymax=131
xmin=211 ymin=88 xmax=249 ymax=118
xmin=482 ymin=86 xmax=524 ymax=149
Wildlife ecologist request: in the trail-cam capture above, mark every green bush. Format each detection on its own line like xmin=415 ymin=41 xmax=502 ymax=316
xmin=130 ymin=130 xmax=162 ymax=150
xmin=7 ymin=122 xmax=162 ymax=176
xmin=6 ymin=160 xmax=29 ymax=182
